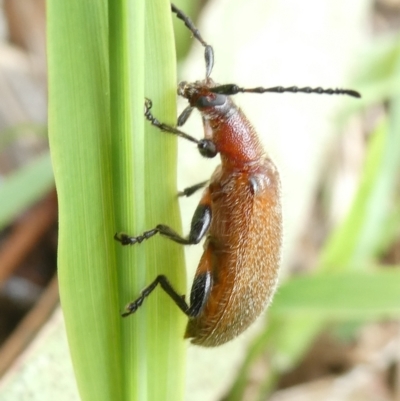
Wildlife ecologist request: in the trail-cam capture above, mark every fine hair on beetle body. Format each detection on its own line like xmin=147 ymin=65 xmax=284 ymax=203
xmin=115 ymin=3 xmax=361 ymax=347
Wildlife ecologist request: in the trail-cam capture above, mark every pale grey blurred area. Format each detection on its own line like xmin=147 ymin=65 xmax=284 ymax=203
xmin=0 ymin=309 xmax=79 ymax=401
xmin=0 ymin=0 xmax=46 ymax=126
xmin=0 ymin=0 xmax=47 ymax=171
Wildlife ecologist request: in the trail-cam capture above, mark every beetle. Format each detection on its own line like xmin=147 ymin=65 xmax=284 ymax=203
xmin=115 ymin=3 xmax=361 ymax=347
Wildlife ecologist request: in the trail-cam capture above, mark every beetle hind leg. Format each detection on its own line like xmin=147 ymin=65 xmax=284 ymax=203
xmin=122 ymin=274 xmax=190 ymax=317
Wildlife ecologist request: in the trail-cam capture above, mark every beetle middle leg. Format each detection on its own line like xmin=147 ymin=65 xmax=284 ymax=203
xmin=115 ymin=224 xmax=197 ymax=246
xmin=178 ymin=180 xmax=208 ymax=197
xmin=115 ymin=188 xmax=212 ymax=246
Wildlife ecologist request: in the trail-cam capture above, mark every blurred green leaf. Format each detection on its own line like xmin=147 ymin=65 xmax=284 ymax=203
xmin=355 ymin=34 xmax=400 ymax=103
xmin=319 ymin=120 xmax=387 ymax=271
xmin=272 ymin=270 xmax=400 ymax=318
xmin=0 ymin=123 xmax=47 ymax=153
xmin=0 ymin=152 xmax=53 ymax=229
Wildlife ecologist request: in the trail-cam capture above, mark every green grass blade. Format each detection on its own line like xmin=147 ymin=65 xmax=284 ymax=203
xmin=47 ymin=1 xmax=123 ymax=400
xmin=143 ymin=2 xmax=187 ymax=399
xmin=49 ymin=0 xmax=186 ymax=400
xmin=110 ymin=0 xmax=186 ymax=400
xmin=108 ymin=1 xmax=143 ymax=400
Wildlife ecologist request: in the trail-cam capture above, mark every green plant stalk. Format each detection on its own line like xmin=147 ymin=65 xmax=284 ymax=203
xmin=48 ymin=0 xmax=186 ymax=400
xmin=48 ymin=1 xmax=121 ymax=399
xmin=110 ymin=0 xmax=186 ymax=400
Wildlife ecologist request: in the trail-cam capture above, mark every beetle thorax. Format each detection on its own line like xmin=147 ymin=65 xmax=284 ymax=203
xmin=178 ymin=80 xmax=265 ymax=168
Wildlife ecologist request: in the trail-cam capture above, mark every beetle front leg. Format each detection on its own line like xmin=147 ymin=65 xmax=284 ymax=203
xmin=144 ymin=98 xmax=199 ymax=144
xmin=144 ymin=99 xmax=218 ymax=158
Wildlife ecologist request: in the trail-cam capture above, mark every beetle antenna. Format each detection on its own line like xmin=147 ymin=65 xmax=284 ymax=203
xmin=171 ymin=3 xmax=214 ymax=79
xmin=210 ymin=84 xmax=361 ymax=98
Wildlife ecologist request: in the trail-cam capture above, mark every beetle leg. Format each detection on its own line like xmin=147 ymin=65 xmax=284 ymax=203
xmin=187 ymin=271 xmax=212 ymax=317
xmin=178 ymin=180 xmax=208 ymax=197
xmin=144 ymin=99 xmax=218 ymax=158
xmin=115 ymin=229 xmax=159 ymax=245
xmin=115 ymin=188 xmax=212 ymax=246
xmin=122 ymin=274 xmax=190 ymax=317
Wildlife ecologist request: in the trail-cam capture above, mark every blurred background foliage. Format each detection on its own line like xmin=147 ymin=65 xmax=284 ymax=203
xmin=0 ymin=0 xmax=399 ymax=401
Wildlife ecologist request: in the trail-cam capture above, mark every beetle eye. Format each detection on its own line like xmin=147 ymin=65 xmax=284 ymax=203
xmin=196 ymin=94 xmax=226 ymax=108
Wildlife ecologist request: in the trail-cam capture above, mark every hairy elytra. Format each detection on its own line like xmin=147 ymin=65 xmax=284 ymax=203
xmin=115 ymin=4 xmax=360 ymax=347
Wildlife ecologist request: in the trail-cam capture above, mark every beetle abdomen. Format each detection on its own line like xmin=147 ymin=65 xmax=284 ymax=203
xmin=185 ymin=158 xmax=282 ymax=346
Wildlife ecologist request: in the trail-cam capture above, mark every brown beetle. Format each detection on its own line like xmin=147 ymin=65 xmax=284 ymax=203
xmin=115 ymin=3 xmax=360 ymax=347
